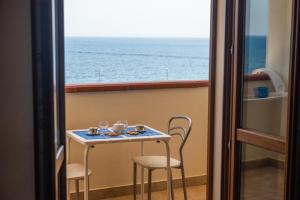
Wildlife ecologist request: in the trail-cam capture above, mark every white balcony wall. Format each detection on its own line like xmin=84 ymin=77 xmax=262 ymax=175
xmin=66 ymin=87 xmax=208 ymax=192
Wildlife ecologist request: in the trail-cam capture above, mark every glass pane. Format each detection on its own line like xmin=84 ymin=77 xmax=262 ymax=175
xmin=241 ymin=0 xmax=292 ymax=139
xmin=240 ymin=143 xmax=285 ymax=200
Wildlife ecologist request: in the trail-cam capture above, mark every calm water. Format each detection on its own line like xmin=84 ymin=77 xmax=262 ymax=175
xmin=244 ymin=36 xmax=267 ymax=73
xmin=65 ymin=37 xmax=266 ymax=84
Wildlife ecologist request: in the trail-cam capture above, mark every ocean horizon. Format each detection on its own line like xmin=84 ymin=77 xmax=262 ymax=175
xmin=65 ymin=36 xmax=266 ymax=84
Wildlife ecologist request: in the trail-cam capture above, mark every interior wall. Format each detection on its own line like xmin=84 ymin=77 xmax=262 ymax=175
xmin=242 ymin=144 xmax=285 ymax=163
xmin=65 ymin=87 xmax=208 ymax=191
xmin=267 ymin=0 xmax=292 ymax=138
xmin=243 ymin=80 xmax=286 ymax=162
xmin=0 ymin=0 xmax=35 ymax=199
xmin=243 ymin=80 xmax=282 ymax=136
xmin=267 ymin=0 xmax=292 ymax=85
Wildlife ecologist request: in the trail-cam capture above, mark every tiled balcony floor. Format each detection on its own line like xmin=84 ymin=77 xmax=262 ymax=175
xmin=101 ymin=185 xmax=206 ymax=200
xmin=99 ymin=166 xmax=283 ymax=200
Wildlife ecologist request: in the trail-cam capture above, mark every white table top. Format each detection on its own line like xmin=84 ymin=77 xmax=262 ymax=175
xmin=66 ymin=125 xmax=171 ymax=146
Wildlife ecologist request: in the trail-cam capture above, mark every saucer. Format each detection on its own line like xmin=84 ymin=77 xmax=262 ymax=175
xmin=108 ymin=132 xmax=121 ymax=136
xmin=86 ymin=133 xmax=100 ymax=136
xmin=127 ymin=130 xmax=139 ymax=135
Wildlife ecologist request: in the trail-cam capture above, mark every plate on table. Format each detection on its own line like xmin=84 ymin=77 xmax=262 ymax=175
xmin=127 ymin=130 xmax=139 ymax=135
xmin=127 ymin=130 xmax=146 ymax=135
xmin=108 ymin=131 xmax=121 ymax=136
xmin=86 ymin=133 xmax=101 ymax=136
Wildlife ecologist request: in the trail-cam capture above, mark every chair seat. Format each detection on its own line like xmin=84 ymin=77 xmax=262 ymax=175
xmin=133 ymin=156 xmax=181 ymax=169
xmin=67 ymin=163 xmax=92 ymax=180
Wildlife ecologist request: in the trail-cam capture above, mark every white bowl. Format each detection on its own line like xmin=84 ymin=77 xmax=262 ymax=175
xmin=112 ymin=123 xmax=125 ymax=133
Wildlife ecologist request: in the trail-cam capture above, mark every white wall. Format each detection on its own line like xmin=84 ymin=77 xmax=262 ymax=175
xmin=267 ymin=0 xmax=292 ymax=85
xmin=0 ymin=0 xmax=35 ymax=199
xmin=266 ymin=0 xmax=292 ymax=138
xmin=66 ymin=87 xmax=208 ymax=191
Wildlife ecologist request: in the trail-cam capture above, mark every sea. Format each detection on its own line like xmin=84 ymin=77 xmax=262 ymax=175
xmin=65 ymin=36 xmax=266 ymax=84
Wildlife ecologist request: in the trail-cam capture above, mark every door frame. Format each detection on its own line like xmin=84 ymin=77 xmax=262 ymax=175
xmin=207 ymin=0 xmax=219 ymax=199
xmin=220 ymin=0 xmax=235 ymax=199
xmin=221 ymin=0 xmax=300 ymax=199
xmin=30 ymin=0 xmax=219 ymax=199
xmin=286 ymin=1 xmax=300 ymax=199
xmin=31 ymin=0 xmax=66 ymax=200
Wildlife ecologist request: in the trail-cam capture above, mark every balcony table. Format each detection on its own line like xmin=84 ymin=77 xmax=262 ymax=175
xmin=66 ymin=125 xmax=172 ymax=200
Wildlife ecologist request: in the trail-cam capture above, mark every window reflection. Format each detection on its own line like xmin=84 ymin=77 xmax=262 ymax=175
xmin=240 ymin=144 xmax=284 ymax=200
xmin=241 ymin=0 xmax=292 ymax=139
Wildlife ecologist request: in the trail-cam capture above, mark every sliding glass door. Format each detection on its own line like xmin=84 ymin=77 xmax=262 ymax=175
xmin=237 ymin=2 xmax=290 ymax=199
xmin=227 ymin=0 xmax=298 ymax=199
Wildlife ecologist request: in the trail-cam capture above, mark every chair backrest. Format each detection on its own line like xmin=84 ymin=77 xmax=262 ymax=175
xmin=167 ymin=115 xmax=192 ymax=163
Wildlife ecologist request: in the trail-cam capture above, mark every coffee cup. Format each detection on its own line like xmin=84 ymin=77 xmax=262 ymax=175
xmin=135 ymin=124 xmax=145 ymax=132
xmin=89 ymin=127 xmax=98 ymax=135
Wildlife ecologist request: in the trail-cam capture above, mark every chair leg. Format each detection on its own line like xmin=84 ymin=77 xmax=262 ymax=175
xmin=170 ymin=169 xmax=175 ymax=200
xmin=75 ymin=179 xmax=80 ymax=200
xmin=148 ymin=169 xmax=152 ymax=200
xmin=180 ymin=166 xmax=188 ymax=200
xmin=133 ymin=162 xmax=137 ymax=200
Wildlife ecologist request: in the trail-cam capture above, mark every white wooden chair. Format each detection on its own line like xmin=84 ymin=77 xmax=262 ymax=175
xmin=67 ymin=163 xmax=92 ymax=200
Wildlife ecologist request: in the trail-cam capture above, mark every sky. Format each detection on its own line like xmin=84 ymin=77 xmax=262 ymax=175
xmin=246 ymin=0 xmax=269 ymax=36
xmin=64 ymin=0 xmax=211 ymax=38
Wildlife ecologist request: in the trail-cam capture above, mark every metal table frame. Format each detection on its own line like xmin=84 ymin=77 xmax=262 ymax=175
xmin=66 ymin=125 xmax=172 ymax=200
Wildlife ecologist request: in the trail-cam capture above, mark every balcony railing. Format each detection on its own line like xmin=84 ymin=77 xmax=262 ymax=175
xmin=65 ymin=74 xmax=269 ymax=93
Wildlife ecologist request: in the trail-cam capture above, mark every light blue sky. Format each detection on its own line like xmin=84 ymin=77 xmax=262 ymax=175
xmin=246 ymin=0 xmax=269 ymax=36
xmin=64 ymin=0 xmax=268 ymax=37
xmin=64 ymin=0 xmax=211 ymax=38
